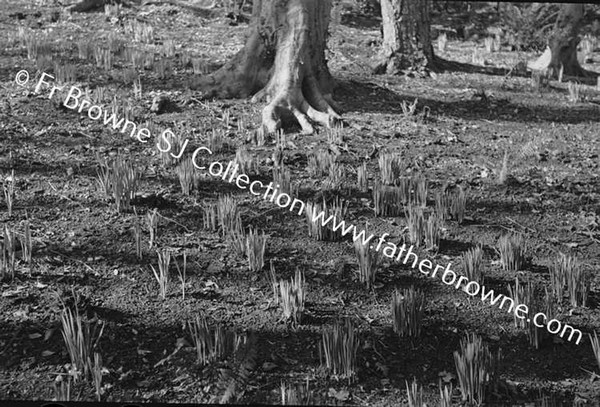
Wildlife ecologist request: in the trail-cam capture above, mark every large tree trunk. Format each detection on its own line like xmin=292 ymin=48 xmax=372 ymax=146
xmin=192 ymin=0 xmax=340 ymax=135
xmin=373 ymin=0 xmax=434 ymax=75
xmin=528 ymin=4 xmax=589 ymax=78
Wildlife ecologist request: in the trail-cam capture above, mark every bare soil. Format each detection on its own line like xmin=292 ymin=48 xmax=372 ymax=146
xmin=1 ymin=1 xmax=600 ymax=405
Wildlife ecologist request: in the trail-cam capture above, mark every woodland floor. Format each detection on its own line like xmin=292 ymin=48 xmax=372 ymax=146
xmin=1 ymin=1 xmax=600 ymax=406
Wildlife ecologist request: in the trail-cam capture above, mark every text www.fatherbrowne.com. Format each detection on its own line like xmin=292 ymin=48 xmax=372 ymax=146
xmin=27 ymin=70 xmax=583 ymax=345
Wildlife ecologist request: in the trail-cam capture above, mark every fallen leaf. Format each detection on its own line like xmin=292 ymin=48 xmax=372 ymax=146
xmin=328 ymin=388 xmax=349 ymax=401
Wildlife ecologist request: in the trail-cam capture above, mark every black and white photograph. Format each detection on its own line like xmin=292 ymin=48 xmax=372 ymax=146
xmin=1 ymin=0 xmax=600 ymax=405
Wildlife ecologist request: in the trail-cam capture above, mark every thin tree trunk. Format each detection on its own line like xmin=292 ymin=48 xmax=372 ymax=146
xmin=549 ymin=4 xmax=585 ymax=76
xmin=192 ymin=0 xmax=340 ymax=135
xmin=373 ymin=0 xmax=434 ymax=75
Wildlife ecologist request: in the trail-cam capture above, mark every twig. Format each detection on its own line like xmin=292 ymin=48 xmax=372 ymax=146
xmin=158 ymin=213 xmax=191 ymax=233
xmin=505 ymin=217 xmax=535 ymax=233
xmin=47 ymin=249 xmax=95 ymax=273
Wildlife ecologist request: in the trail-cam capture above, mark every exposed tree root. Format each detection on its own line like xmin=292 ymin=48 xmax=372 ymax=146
xmin=191 ymin=0 xmax=340 ymax=135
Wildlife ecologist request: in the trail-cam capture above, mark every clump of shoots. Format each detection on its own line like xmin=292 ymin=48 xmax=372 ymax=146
xmin=157 ymin=129 xmax=184 ymax=167
xmin=568 ymin=82 xmax=582 ymax=103
xmin=484 ymin=37 xmax=500 ymax=53
xmin=280 ymin=379 xmax=312 ymax=405
xmin=202 ymin=202 xmax=218 ymax=232
xmin=379 ymin=152 xmax=404 ymax=185
xmin=507 ymin=276 xmax=527 ymax=329
xmin=439 ymin=382 xmax=453 ymax=407
xmin=246 ymin=228 xmax=267 ymax=272
xmin=77 ymin=40 xmax=90 ymax=59
xmin=126 ymin=19 xmax=154 ymax=43
xmin=471 ymin=47 xmax=484 ymax=65
xmin=405 ymin=205 xmax=425 ymax=247
xmin=133 ymin=77 xmax=142 ymax=99
xmin=498 ymin=150 xmax=509 ymax=185
xmin=217 ymin=195 xmax=242 ymax=237
xmin=110 ymin=156 xmax=139 ymax=213
xmin=449 ymin=186 xmax=466 ymax=223
xmin=175 ymin=158 xmax=197 ymax=195
xmin=192 ymin=58 xmax=206 ymax=74
xmin=552 ymin=253 xmax=591 ymax=307
xmin=323 ymin=162 xmax=344 ymax=192
xmin=208 ymin=129 xmax=225 ymax=154
xmin=174 ymin=251 xmax=187 ymax=300
xmin=272 ymin=165 xmax=293 ymax=196
xmin=307 ymin=149 xmax=334 ymax=177
xmin=269 ymin=261 xmax=278 ymax=305
xmin=278 ymin=269 xmax=305 ymax=325
xmin=53 ymin=375 xmax=72 ymax=401
xmin=93 ymin=47 xmax=112 ymax=70
xmin=146 ymin=208 xmax=159 ymax=248
xmin=462 ymin=246 xmax=483 ymax=284
xmin=392 ymin=287 xmax=425 ymax=339
xmin=305 ymin=197 xmax=348 ymax=241
xmin=96 ymin=155 xmax=111 ymax=197
xmin=60 ymin=304 xmax=105 ymax=383
xmin=187 ymin=315 xmax=238 ymax=365
xmin=497 ymin=234 xmax=525 ymax=272
xmin=21 ymin=222 xmax=32 ymax=265
xmin=401 ymin=98 xmax=419 ymax=117
xmin=54 ymin=62 xmax=77 ymax=84
xmin=3 ymin=170 xmax=15 ymax=216
xmin=25 ymin=33 xmax=39 ymax=60
xmin=235 ymin=147 xmax=257 ymax=175
xmin=357 ymin=162 xmax=368 ymax=193
xmin=406 ymin=378 xmax=424 ymax=407
xmin=228 ymin=228 xmax=246 ymax=257
xmin=132 ymin=216 xmax=143 ymax=259
xmin=550 ymin=252 xmax=569 ymax=300
xmin=453 ymin=333 xmax=492 ymax=405
xmin=437 ymin=33 xmax=448 ymax=52
xmin=590 ymin=331 xmax=600 ymax=372
xmin=373 ymin=184 xmax=403 ymax=217
xmin=522 ymin=280 xmax=546 ymax=349
xmin=320 ymin=320 xmax=359 ymax=381
xmin=354 ymin=240 xmax=380 ymax=289
xmin=162 ymin=39 xmax=175 ymax=57
xmin=424 ymin=212 xmax=441 ymax=251
xmin=154 ymin=59 xmax=171 ymax=80
xmin=411 ymin=174 xmax=428 ymax=207
xmin=150 ymin=248 xmax=170 ymax=299
xmin=92 ymin=352 xmax=103 ymax=401
xmin=435 ymin=190 xmax=450 ymax=222
xmin=326 ymin=124 xmax=344 ymax=144
xmin=1 ymin=225 xmax=17 ymax=281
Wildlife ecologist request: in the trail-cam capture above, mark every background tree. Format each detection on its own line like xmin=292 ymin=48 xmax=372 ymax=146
xmin=373 ymin=0 xmax=434 ymax=75
xmin=528 ymin=4 xmax=595 ymax=78
xmin=193 ymin=0 xmax=341 ymax=135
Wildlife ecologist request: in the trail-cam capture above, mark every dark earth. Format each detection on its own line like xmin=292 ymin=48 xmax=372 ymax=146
xmin=1 ymin=0 xmax=600 ymax=405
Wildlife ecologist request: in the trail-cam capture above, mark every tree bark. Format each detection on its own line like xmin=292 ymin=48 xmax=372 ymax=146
xmin=192 ymin=0 xmax=340 ymax=135
xmin=373 ymin=0 xmax=434 ymax=75
xmin=528 ymin=4 xmax=592 ymax=78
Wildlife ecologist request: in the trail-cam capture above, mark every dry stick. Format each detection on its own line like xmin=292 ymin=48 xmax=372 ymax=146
xmin=47 ymin=249 xmax=96 ymax=273
xmin=504 ymin=216 xmax=536 ymax=234
xmin=157 ymin=213 xmax=191 ymax=233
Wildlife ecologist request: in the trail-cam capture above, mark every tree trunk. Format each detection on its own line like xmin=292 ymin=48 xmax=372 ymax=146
xmin=528 ymin=4 xmax=589 ymax=78
xmin=373 ymin=0 xmax=434 ymax=75
xmin=192 ymin=0 xmax=340 ymax=135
